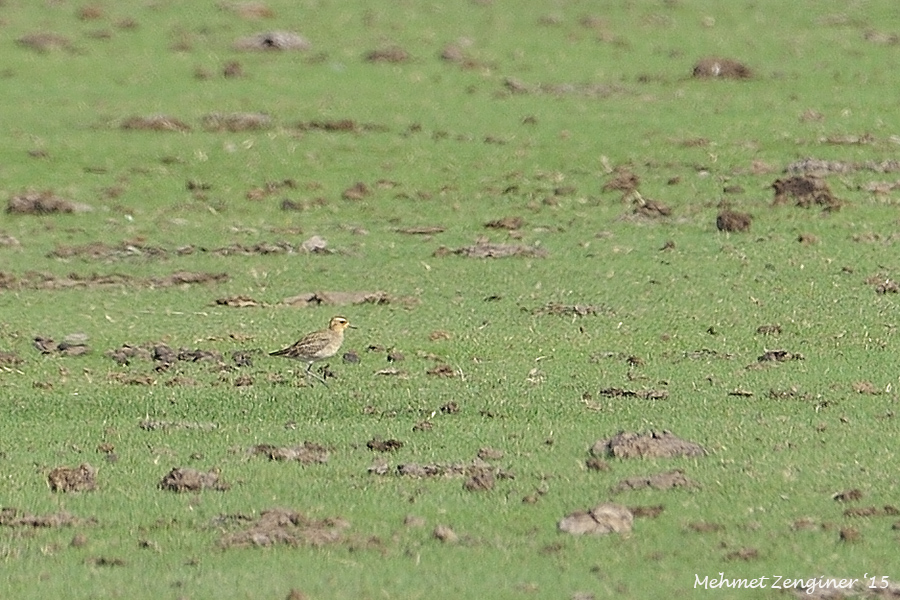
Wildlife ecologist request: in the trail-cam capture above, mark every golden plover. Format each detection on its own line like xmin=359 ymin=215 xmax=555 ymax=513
xmin=270 ymin=316 xmax=353 ymax=385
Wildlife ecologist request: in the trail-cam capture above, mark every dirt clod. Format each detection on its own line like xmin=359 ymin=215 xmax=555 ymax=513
xmin=437 ymin=242 xmax=548 ymax=259
xmin=426 ymin=364 xmax=455 ymax=377
xmin=756 ymin=324 xmax=782 ymax=335
xmin=433 ymin=524 xmax=459 ymax=544
xmin=692 ymin=57 xmax=752 ymax=79
xmin=366 ymin=438 xmax=404 ymax=452
xmin=485 ymin=216 xmax=525 ymax=230
xmin=533 ymin=303 xmax=611 ymax=317
xmin=342 ymin=182 xmax=370 ymax=200
xmin=558 ymin=503 xmax=633 ymax=535
xmin=48 ymin=464 xmax=97 ymax=493
xmin=833 ymin=489 xmax=863 ymax=502
xmin=201 ymin=112 xmax=271 ymax=132
xmin=250 ymin=443 xmax=329 ymax=464
xmin=757 ymin=350 xmax=804 ymax=362
xmin=716 ymin=210 xmax=752 ymax=232
xmin=772 ymin=176 xmax=840 ymax=210
xmin=365 ymin=45 xmax=409 ymax=63
xmin=219 ymin=508 xmax=348 ymax=548
xmin=611 ymin=469 xmax=699 ymax=493
xmin=158 ymin=467 xmax=230 ymax=492
xmin=233 ymin=31 xmax=310 ymax=51
xmin=725 ymin=547 xmax=759 ymax=561
xmin=463 ymin=469 xmax=495 ymax=492
xmin=591 ymin=431 xmax=707 ymax=459
xmin=121 ymin=115 xmax=191 ymax=132
xmin=8 ymin=190 xmax=77 ymax=214
xmin=17 ymin=32 xmax=73 ymax=52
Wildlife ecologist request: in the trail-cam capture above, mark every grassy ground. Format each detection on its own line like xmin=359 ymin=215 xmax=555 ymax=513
xmin=2 ymin=1 xmax=900 ymax=598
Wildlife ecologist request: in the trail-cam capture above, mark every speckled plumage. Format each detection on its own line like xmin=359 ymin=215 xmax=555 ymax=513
xmin=270 ymin=316 xmax=352 ymax=384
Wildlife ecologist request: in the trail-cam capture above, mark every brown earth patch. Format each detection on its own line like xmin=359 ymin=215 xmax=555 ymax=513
xmin=0 ymin=270 xmax=226 ymax=292
xmin=758 ymin=350 xmax=804 ymax=362
xmin=843 ymin=506 xmax=899 ymax=518
xmin=611 ymin=469 xmax=698 ymax=493
xmin=852 ymin=381 xmax=880 ymax=394
xmin=834 ymin=489 xmax=864 ymax=502
xmin=439 ymin=44 xmax=483 ymax=69
xmin=436 ymin=242 xmax=548 ymax=259
xmin=597 ymin=387 xmax=669 ymax=400
xmin=756 ymin=324 xmax=782 ymax=335
xmin=296 ymin=120 xmax=388 ymax=134
xmin=725 ymin=547 xmax=759 ymax=561
xmin=558 ymin=503 xmax=633 ymax=535
xmin=864 ymin=29 xmax=900 ymax=45
xmin=370 ymin=459 xmax=513 ymax=482
xmin=249 ymin=442 xmax=329 ymax=464
xmin=341 ymin=181 xmax=370 ymax=200
xmin=107 ymin=342 xmax=223 ymax=366
xmin=822 ymin=133 xmax=874 ymax=145
xmin=0 ymin=350 xmax=23 ymax=365
xmin=586 ymin=457 xmax=610 ymax=471
xmin=692 ymin=57 xmax=751 ymax=79
xmin=785 ymin=157 xmax=900 ymax=175
xmin=121 ymin=115 xmax=191 ymax=132
xmin=426 ymin=363 xmax=455 ymax=377
xmin=218 ymin=508 xmax=348 ymax=548
xmin=158 ymin=467 xmax=230 ymax=492
xmin=7 ymin=190 xmax=77 ymax=214
xmin=634 ymin=196 xmax=672 ymax=218
xmin=245 ymin=178 xmax=297 ymax=200
xmin=210 ymin=241 xmax=299 ymax=256
xmin=716 ymin=210 xmax=752 ymax=232
xmin=233 ymin=31 xmax=310 ymax=51
xmin=503 ymin=77 xmax=624 ymax=98
xmin=395 ymin=225 xmax=446 ymax=235
xmin=108 ymin=373 xmax=154 ymax=385
xmin=232 ymin=350 xmax=254 ymax=367
xmin=433 ymin=524 xmax=459 ymax=543
xmin=533 ymin=302 xmax=612 ymax=317
xmin=367 ymin=438 xmax=404 ymax=452
xmin=365 ymin=45 xmax=409 ymax=63
xmin=48 ymin=464 xmax=97 ymax=492
xmin=463 ymin=469 xmax=495 ymax=492
xmin=33 ymin=334 xmax=89 ymax=356
xmin=629 ymin=505 xmax=665 ymax=519
xmin=0 ymin=508 xmax=95 ymax=528
xmin=688 ymin=521 xmax=724 ymax=533
xmin=440 ymin=401 xmax=460 ymax=414
xmin=840 ymin=527 xmax=861 ymax=543
xmin=0 ymin=232 xmax=20 ymax=246
xmin=772 ymin=176 xmax=840 ymax=210
xmin=602 ymin=167 xmax=640 ymax=196
xmin=485 ymin=216 xmax=525 ymax=230
xmin=477 ymin=447 xmax=503 ymax=460
xmin=281 ymin=290 xmax=415 ymax=307
xmin=865 ymin=274 xmax=899 ymax=295
xmin=201 ymin=112 xmax=271 ymax=132
xmin=216 ymin=295 xmax=265 ymax=308
xmin=48 ymin=241 xmax=167 ymax=261
xmin=591 ymin=431 xmax=707 ymax=459
xmin=17 ymin=32 xmax=73 ymax=52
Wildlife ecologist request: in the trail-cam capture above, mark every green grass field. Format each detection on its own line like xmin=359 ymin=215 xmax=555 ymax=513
xmin=2 ymin=1 xmax=900 ymax=598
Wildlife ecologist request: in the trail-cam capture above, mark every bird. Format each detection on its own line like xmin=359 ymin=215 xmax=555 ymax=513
xmin=270 ymin=316 xmax=353 ymax=385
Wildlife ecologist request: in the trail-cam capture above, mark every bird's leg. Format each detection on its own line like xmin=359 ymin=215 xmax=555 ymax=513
xmin=307 ymin=362 xmax=328 ymax=386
